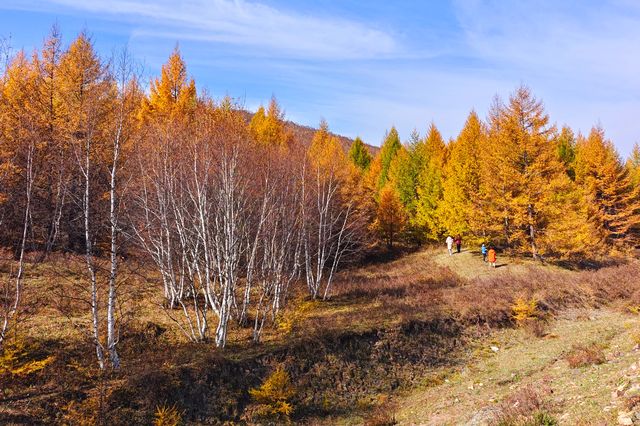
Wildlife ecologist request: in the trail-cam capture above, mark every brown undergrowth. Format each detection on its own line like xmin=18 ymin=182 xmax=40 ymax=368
xmin=333 ymin=254 xmax=640 ymax=331
xmin=491 ymin=382 xmax=559 ymax=426
xmin=1 ymin=250 xmax=639 ymax=424
xmin=564 ymin=343 xmax=607 ymax=368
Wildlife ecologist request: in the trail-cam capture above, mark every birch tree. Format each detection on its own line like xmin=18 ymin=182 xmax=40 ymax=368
xmin=250 ymin=144 xmax=302 ymax=342
xmin=302 ymin=121 xmax=362 ymax=300
xmin=59 ymin=33 xmax=112 ymax=368
xmin=131 ymin=117 xmax=210 ymax=342
xmin=0 ymin=50 xmax=37 ymax=348
xmin=102 ymin=48 xmax=140 ymax=369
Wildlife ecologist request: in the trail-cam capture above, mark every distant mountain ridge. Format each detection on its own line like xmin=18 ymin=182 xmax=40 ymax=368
xmin=284 ymin=119 xmax=379 ymax=156
xmin=241 ymin=110 xmax=379 ymax=156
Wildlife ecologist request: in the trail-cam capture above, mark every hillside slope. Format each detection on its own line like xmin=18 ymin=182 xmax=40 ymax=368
xmin=327 ymin=249 xmax=640 ymax=425
xmin=1 ymin=248 xmax=640 ymax=424
xmin=240 ymin=109 xmax=380 ymax=155
xmin=396 ymin=308 xmax=640 ymax=425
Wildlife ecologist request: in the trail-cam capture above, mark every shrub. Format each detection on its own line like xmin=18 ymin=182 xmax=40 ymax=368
xmin=421 ymin=371 xmax=449 ymax=388
xmin=364 ymin=408 xmax=396 ymax=426
xmin=363 ymin=394 xmax=397 ymax=426
xmin=153 ymin=404 xmax=182 ymax=426
xmin=512 ymin=298 xmax=539 ymax=325
xmin=523 ymin=318 xmax=547 ymax=338
xmin=249 ymin=365 xmax=295 ymax=421
xmin=624 ymin=394 xmax=640 ymax=411
xmin=492 ymin=384 xmax=558 ymax=426
xmin=0 ymin=338 xmax=54 ymax=378
xmin=276 ymin=300 xmax=317 ymax=335
xmin=529 ymin=411 xmax=558 ymax=425
xmin=564 ymin=343 xmax=606 ymax=368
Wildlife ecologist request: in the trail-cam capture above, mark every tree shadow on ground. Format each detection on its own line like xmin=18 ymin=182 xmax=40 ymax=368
xmin=552 ymin=256 xmax=628 ymax=271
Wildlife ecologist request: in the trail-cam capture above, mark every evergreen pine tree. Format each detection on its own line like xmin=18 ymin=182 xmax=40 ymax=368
xmin=556 ymin=126 xmax=577 ymax=180
xmin=388 ymin=146 xmax=417 ymax=212
xmin=377 ymin=127 xmax=401 ymax=190
xmin=348 ymin=137 xmax=372 ymax=171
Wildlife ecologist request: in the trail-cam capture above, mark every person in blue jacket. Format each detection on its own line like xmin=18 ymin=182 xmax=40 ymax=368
xmin=481 ymin=243 xmax=488 ymax=262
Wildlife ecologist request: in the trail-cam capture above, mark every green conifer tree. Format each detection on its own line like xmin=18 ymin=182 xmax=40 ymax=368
xmin=348 ymin=136 xmax=372 ymax=171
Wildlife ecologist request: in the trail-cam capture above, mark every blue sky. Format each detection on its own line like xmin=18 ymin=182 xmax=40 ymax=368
xmin=1 ymin=0 xmax=639 ymax=156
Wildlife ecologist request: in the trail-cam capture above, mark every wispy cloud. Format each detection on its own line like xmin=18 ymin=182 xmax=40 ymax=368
xmin=452 ymin=0 xmax=640 ymax=94
xmin=446 ymin=0 xmax=640 ymax=153
xmin=10 ymin=0 xmax=398 ymax=60
xmin=1 ymin=0 xmax=638 ymax=155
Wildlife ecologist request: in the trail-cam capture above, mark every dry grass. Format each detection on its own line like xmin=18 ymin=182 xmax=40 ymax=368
xmin=564 ymin=343 xmax=606 ymax=368
xmin=522 ymin=319 xmax=548 ymax=338
xmin=362 ymin=394 xmax=397 ymax=426
xmin=332 ymin=250 xmax=640 ymax=334
xmin=2 ymin=248 xmax=640 ymax=424
xmin=491 ymin=383 xmax=558 ymax=426
xmin=395 ymin=308 xmax=640 ymax=425
xmin=363 ymin=409 xmax=397 ymax=426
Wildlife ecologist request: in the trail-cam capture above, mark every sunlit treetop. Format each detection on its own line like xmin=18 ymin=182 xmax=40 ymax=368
xmin=249 ymin=96 xmax=292 ymax=147
xmin=142 ymin=46 xmax=197 ymax=120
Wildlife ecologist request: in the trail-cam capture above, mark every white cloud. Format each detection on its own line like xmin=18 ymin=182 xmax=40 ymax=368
xmin=446 ymin=0 xmax=640 ymax=154
xmin=452 ymin=0 xmax=640 ymax=93
xmin=12 ymin=0 xmax=398 ymax=60
xmin=2 ymin=0 xmax=638 ymax=155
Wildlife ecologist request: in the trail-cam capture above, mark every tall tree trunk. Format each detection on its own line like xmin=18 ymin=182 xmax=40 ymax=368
xmin=84 ymin=137 xmax=105 ymax=370
xmin=0 ymin=144 xmax=33 ymax=347
xmin=528 ymin=203 xmax=539 ymax=260
xmin=107 ymin=120 xmax=121 ymax=369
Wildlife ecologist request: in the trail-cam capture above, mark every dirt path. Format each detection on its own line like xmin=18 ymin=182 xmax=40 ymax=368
xmin=395 ymin=308 xmax=640 ymax=425
xmin=432 ymin=246 xmax=567 ymax=280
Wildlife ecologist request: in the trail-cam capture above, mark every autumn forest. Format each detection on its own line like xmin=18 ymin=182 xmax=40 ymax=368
xmin=2 ymin=28 xmax=640 ymax=424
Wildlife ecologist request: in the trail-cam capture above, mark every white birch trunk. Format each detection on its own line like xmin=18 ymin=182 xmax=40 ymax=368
xmin=0 ymin=143 xmax=33 ymax=347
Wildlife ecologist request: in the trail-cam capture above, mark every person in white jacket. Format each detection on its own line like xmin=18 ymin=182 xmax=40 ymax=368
xmin=446 ymin=235 xmax=454 ymax=256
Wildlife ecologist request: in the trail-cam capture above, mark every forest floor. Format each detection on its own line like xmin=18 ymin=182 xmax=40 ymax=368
xmin=330 ymin=248 xmax=640 ymax=425
xmin=2 ymin=247 xmax=640 ymax=425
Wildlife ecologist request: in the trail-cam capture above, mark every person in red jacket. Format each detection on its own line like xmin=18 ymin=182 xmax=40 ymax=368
xmin=454 ymin=235 xmax=462 ymax=253
xmin=487 ymin=247 xmax=497 ymax=268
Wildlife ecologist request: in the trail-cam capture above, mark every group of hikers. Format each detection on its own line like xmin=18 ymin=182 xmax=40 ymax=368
xmin=445 ymin=235 xmax=497 ymax=267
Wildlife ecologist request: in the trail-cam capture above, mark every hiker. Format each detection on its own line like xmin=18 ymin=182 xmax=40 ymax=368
xmin=487 ymin=247 xmax=497 ymax=268
xmin=454 ymin=234 xmax=462 ymax=253
xmin=446 ymin=235 xmax=454 ymax=256
xmin=481 ymin=243 xmax=488 ymax=262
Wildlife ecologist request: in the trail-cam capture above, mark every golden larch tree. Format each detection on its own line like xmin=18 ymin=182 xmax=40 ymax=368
xmin=249 ymin=97 xmax=292 ymax=147
xmin=0 ymin=50 xmax=40 ymax=246
xmin=141 ymin=46 xmax=196 ymax=121
xmin=483 ymin=86 xmax=594 ymax=258
xmin=437 ymin=111 xmax=485 ymax=242
xmin=415 ymin=123 xmax=446 ymax=241
xmin=574 ymin=127 xmax=640 ymax=249
xmin=627 ymin=143 xmax=640 ymax=188
xmin=373 ymin=184 xmax=407 ymax=248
